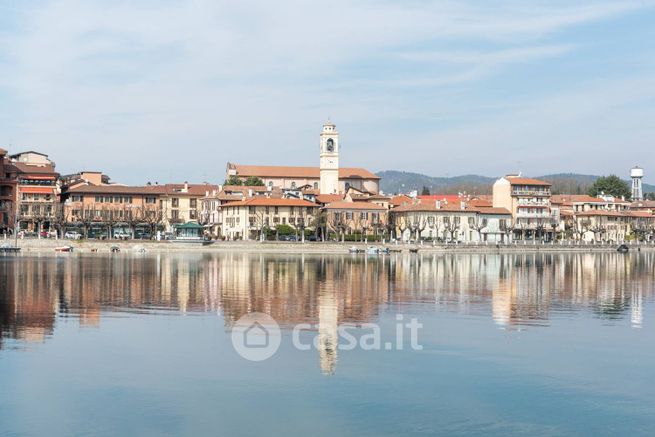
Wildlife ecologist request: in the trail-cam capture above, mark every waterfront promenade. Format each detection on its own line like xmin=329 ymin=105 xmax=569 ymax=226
xmin=6 ymin=238 xmax=655 ymax=254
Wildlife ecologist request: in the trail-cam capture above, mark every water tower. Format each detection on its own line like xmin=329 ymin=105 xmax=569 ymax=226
xmin=631 ymin=166 xmax=644 ymax=201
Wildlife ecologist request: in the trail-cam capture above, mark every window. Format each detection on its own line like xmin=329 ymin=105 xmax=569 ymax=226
xmin=249 ymin=206 xmax=256 ymax=214
xmin=268 ymin=181 xmax=273 ymax=187
xmin=172 ymin=210 xmax=179 ymax=220
xmin=72 ymin=195 xmax=82 ymax=202
xmin=291 ymin=182 xmax=296 ymax=189
xmin=282 ymin=217 xmax=287 ymax=225
xmin=274 ymin=206 xmax=279 ymax=214
xmin=190 ymin=199 xmax=197 ymax=208
xmin=190 ymin=210 xmax=197 ymax=220
xmin=146 ymin=196 xmax=156 ymax=204
xmin=172 ymin=198 xmax=179 ymax=208
xmin=313 ymin=182 xmax=318 ymax=190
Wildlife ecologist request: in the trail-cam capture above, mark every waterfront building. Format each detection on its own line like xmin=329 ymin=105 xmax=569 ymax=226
xmin=322 ymin=200 xmax=388 ymax=239
xmin=62 ymin=184 xmax=164 ymax=238
xmin=563 ymin=210 xmax=655 ymax=242
xmin=390 ymin=200 xmax=512 ymax=243
xmin=631 ymin=166 xmax=644 ymax=201
xmin=0 ymin=148 xmax=16 ymax=234
xmin=10 ymin=151 xmax=60 ymax=234
xmin=150 ymin=182 xmax=219 ymax=231
xmin=220 ymin=197 xmax=318 ymax=240
xmin=492 ymin=175 xmax=556 ymax=241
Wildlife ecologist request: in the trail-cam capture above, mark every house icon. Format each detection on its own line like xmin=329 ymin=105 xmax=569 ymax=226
xmin=244 ymin=321 xmax=270 ymax=348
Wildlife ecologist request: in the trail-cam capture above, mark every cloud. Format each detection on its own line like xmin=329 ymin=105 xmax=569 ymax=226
xmin=0 ymin=0 xmax=652 ymax=182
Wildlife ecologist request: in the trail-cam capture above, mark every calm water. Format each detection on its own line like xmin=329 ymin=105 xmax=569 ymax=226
xmin=1 ymin=252 xmax=654 ymax=436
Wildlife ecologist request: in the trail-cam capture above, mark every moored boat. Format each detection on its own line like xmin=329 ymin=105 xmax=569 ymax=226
xmin=55 ymin=245 xmax=73 ymax=253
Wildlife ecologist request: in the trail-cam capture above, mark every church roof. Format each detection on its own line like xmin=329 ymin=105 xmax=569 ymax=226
xmin=232 ymin=164 xmax=380 ymax=180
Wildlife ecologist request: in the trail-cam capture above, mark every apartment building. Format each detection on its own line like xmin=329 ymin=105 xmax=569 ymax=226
xmin=492 ymin=175 xmax=556 ymax=241
xmin=563 ymin=210 xmax=655 ymax=242
xmin=221 ymin=198 xmax=318 ymax=240
xmin=390 ymin=200 xmax=512 ymax=243
xmin=10 ymin=151 xmax=60 ymax=234
xmin=62 ymin=184 xmax=163 ymax=237
xmin=322 ymin=201 xmax=388 ymax=238
xmin=0 ymin=148 xmax=16 ymax=234
xmin=152 ymin=183 xmax=219 ymax=231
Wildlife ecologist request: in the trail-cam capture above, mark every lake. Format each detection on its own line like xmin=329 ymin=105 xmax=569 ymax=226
xmin=1 ymin=252 xmax=654 ymax=436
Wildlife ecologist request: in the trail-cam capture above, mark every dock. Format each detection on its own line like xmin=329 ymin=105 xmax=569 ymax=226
xmin=0 ymin=247 xmax=21 ymax=253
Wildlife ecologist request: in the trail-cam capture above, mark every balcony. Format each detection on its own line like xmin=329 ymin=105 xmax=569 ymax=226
xmin=516 ymin=212 xmax=553 ymax=219
xmin=512 ymin=190 xmax=550 ymax=197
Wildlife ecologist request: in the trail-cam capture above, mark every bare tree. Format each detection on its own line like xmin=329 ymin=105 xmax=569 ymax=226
xmin=442 ymin=215 xmax=460 ymax=242
xmin=408 ymin=213 xmax=427 ymax=242
xmin=471 ymin=215 xmax=487 ymax=242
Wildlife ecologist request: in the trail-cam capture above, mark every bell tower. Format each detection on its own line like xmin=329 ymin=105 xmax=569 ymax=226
xmin=319 ymin=120 xmax=340 ymax=194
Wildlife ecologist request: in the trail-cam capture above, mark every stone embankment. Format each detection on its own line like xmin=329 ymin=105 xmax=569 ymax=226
xmin=4 ymin=237 xmax=655 ymax=254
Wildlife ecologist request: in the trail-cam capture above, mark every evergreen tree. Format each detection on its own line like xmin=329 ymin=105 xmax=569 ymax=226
xmin=587 ymin=175 xmax=631 ymax=199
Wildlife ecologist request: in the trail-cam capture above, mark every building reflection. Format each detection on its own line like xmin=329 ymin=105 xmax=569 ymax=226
xmin=1 ymin=252 xmax=654 ymax=371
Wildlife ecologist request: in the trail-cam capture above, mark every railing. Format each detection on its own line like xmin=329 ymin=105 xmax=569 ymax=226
xmin=516 ymin=213 xmax=553 ymax=219
xmin=512 ymin=190 xmax=550 ymax=196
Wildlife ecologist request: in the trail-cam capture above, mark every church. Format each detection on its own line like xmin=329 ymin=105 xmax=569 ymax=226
xmin=225 ymin=121 xmax=380 ymax=194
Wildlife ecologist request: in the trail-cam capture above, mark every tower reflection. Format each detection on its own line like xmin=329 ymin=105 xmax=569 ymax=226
xmin=1 ymin=252 xmax=653 ymax=373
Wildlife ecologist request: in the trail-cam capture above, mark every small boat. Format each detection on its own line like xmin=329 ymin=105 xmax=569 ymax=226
xmin=0 ymin=246 xmax=20 ymax=253
xmin=366 ymin=246 xmax=380 ymax=255
xmin=348 ymin=246 xmax=362 ymax=254
xmin=202 ymin=239 xmax=215 ymax=246
xmin=110 ymin=245 xmax=121 ymax=253
xmin=55 ymin=245 xmax=73 ymax=253
xmin=409 ymin=248 xmax=419 ymax=254
xmin=617 ymin=244 xmax=629 ymax=253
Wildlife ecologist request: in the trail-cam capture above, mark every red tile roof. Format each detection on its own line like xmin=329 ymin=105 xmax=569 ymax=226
xmin=232 ymin=164 xmax=380 ymax=180
xmin=390 ymin=195 xmax=412 ymax=207
xmin=12 ymin=162 xmax=58 ymax=176
xmin=222 ymin=198 xmax=317 ymax=207
xmin=506 ymin=176 xmax=551 ymax=186
xmin=147 ymin=183 xmax=220 ymax=196
xmin=67 ymin=184 xmax=159 ymax=195
xmin=316 ymin=194 xmax=345 ymax=204
xmin=323 ymin=201 xmax=387 ymax=211
xmin=477 ymin=207 xmax=512 ymax=215
xmin=551 ymin=195 xmax=606 ymax=205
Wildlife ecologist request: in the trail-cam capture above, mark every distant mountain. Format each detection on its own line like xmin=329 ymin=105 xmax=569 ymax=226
xmin=376 ymin=170 xmax=655 ymax=196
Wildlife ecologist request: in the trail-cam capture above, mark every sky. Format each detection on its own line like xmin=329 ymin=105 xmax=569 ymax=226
xmin=0 ymin=0 xmax=654 ymax=185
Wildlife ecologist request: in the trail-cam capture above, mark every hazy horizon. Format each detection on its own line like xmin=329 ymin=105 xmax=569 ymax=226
xmin=1 ymin=1 xmax=654 ymax=185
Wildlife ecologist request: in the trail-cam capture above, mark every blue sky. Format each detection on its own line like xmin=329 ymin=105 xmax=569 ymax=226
xmin=0 ymin=0 xmax=654 ymax=184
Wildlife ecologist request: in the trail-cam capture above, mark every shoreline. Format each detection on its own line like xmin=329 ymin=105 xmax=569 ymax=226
xmin=4 ymin=238 xmax=655 ymax=254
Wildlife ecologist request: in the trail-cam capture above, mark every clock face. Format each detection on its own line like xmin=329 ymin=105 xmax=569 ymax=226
xmin=326 ymin=138 xmax=334 ymax=152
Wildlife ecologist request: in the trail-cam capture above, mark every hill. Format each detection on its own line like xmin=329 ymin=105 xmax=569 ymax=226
xmin=377 ymin=170 xmax=655 ymax=196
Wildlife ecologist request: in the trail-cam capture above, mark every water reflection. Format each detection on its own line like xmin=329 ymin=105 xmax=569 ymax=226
xmin=1 ymin=252 xmax=653 ymax=363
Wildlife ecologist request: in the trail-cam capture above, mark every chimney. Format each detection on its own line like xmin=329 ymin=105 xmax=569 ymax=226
xmin=460 ymin=201 xmax=466 ymax=210
xmin=436 ymin=200 xmax=441 ymax=209
xmin=183 ymin=181 xmax=189 ymax=192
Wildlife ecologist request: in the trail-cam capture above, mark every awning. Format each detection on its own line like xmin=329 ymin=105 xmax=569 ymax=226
xmin=174 ymin=221 xmax=204 ymax=230
xmin=19 ymin=186 xmax=55 ymax=194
